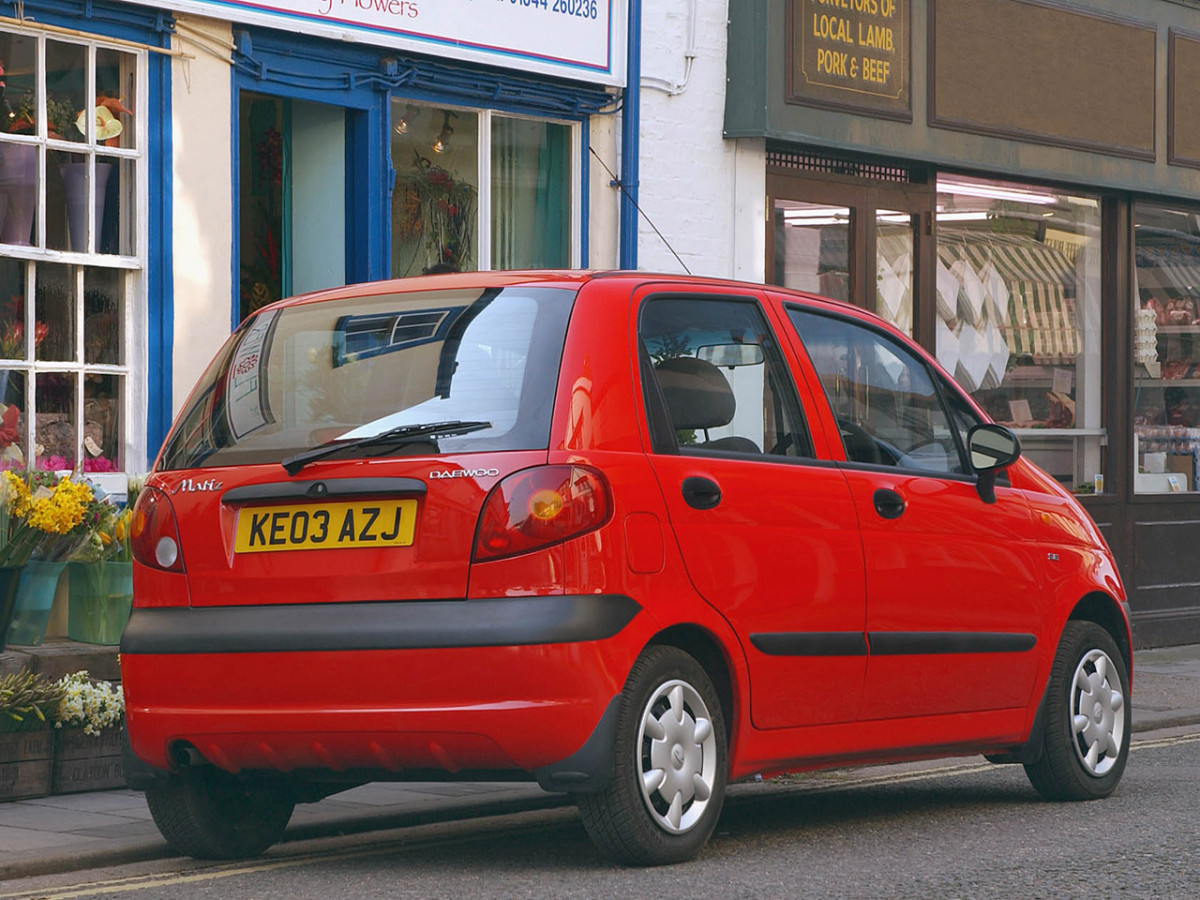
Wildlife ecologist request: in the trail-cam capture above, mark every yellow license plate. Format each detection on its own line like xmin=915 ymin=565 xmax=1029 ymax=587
xmin=234 ymin=500 xmax=417 ymax=553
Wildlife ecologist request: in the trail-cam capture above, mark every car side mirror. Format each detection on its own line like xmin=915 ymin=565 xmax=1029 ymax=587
xmin=967 ymin=424 xmax=1022 ymax=504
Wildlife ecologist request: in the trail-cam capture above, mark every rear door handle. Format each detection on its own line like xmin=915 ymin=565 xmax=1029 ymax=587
xmin=873 ymin=488 xmax=905 ymax=519
xmin=682 ymin=476 xmax=721 ymax=510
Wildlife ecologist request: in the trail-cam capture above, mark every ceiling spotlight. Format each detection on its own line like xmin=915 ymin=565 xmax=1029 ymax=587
xmin=394 ymin=103 xmax=418 ymax=136
xmin=433 ymin=110 xmax=456 ymax=153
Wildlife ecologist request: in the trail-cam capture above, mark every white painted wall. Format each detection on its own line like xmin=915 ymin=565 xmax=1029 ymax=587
xmin=637 ymin=0 xmax=764 ymax=280
xmin=169 ymin=15 xmax=235 ymax=416
xmin=587 ymin=113 xmax=621 ymax=269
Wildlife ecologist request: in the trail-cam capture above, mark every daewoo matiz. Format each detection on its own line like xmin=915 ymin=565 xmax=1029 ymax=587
xmin=121 ymin=271 xmax=1131 ymax=866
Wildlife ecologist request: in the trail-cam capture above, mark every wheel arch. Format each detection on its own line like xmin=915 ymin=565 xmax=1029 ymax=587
xmin=1068 ymin=591 xmax=1132 ymax=675
xmin=649 ymin=623 xmax=737 ymax=745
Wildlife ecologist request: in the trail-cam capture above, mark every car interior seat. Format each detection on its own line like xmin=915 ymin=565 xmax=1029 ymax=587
xmin=654 ymin=356 xmax=761 ymax=453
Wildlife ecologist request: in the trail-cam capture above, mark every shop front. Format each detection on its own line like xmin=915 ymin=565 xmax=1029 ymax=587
xmin=727 ymin=0 xmax=1200 ymax=646
xmin=0 ymin=0 xmax=627 ymax=657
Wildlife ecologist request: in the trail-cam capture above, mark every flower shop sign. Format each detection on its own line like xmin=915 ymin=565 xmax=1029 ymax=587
xmin=149 ymin=0 xmax=627 ymax=86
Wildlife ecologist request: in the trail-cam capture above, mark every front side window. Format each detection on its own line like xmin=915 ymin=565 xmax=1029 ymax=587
xmin=934 ymin=175 xmax=1102 ymax=493
xmin=639 ymin=297 xmax=812 ymax=459
xmin=790 ymin=309 xmax=965 ymax=474
xmin=390 ymin=100 xmax=575 ymax=276
xmin=0 ymin=27 xmax=142 ymax=478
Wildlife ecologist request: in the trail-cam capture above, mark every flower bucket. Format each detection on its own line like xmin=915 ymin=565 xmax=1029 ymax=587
xmin=66 ymin=561 xmax=133 ymax=645
xmin=60 ymin=161 xmax=113 ymax=253
xmin=5 ymin=560 xmax=66 ymax=646
xmin=0 ymin=565 xmax=23 ymax=652
xmin=0 ymin=142 xmax=38 ymax=246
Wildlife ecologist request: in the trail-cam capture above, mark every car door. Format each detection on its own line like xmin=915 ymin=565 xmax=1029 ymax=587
xmin=783 ymin=304 xmax=1044 ymax=722
xmin=636 ymin=286 xmax=868 ymax=729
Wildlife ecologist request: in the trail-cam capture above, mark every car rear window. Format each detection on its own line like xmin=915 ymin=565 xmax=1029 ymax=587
xmin=158 ymin=286 xmax=576 ymax=470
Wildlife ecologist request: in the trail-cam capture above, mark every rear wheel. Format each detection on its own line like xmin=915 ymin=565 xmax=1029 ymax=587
xmin=146 ymin=766 xmax=295 ymax=859
xmin=1024 ymin=621 xmax=1129 ymax=801
xmin=578 ymin=645 xmax=727 ymax=866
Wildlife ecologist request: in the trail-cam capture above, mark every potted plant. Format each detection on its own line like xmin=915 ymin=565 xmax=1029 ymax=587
xmin=0 ymin=669 xmax=62 ymax=801
xmin=51 ymin=670 xmax=125 ymax=793
xmin=1 ymin=470 xmax=103 ymax=647
xmin=50 ymin=93 xmax=131 ymax=253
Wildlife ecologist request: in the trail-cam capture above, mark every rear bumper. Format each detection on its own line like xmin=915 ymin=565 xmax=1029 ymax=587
xmin=120 ymin=595 xmax=644 ymax=782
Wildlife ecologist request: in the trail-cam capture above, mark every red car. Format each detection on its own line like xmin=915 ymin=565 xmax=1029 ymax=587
xmin=121 ymin=271 xmax=1131 ymax=866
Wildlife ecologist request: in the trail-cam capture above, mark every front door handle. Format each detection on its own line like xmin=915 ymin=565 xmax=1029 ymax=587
xmin=682 ymin=476 xmax=722 ymax=510
xmin=873 ymin=488 xmax=905 ymax=519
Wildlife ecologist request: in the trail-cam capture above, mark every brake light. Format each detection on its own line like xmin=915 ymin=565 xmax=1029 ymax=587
xmin=473 ymin=465 xmax=611 ymax=562
xmin=130 ymin=485 xmax=186 ymax=573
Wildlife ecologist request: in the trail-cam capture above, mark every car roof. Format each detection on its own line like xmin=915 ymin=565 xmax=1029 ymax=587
xmin=254 ymin=269 xmax=873 ymax=326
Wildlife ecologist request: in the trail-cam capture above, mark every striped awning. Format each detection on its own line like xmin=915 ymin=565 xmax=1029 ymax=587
xmin=936 ymin=229 xmax=1081 ymax=365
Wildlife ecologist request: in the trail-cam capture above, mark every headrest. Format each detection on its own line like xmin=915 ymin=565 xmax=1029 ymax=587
xmin=655 ymin=356 xmax=736 ymax=430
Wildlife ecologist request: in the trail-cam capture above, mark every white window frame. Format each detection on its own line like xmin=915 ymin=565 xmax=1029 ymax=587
xmin=0 ymin=23 xmax=149 ymax=496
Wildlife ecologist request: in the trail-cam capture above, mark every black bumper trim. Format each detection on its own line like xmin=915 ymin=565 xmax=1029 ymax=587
xmin=868 ymin=631 xmax=1037 ymax=655
xmin=749 ymin=631 xmax=868 ymax=657
xmin=120 ymin=595 xmax=641 ymax=655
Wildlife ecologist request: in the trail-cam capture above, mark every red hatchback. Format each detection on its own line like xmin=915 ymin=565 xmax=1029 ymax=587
xmin=121 ymin=271 xmax=1131 ymax=866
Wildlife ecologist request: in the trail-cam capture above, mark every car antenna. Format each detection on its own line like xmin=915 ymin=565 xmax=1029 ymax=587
xmin=589 ymin=145 xmax=692 ymax=275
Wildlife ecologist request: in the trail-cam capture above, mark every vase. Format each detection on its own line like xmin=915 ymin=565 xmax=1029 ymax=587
xmin=60 ymin=161 xmax=113 ymax=253
xmin=0 ymin=142 xmax=37 ymax=246
xmin=5 ymin=560 xmax=66 ymax=646
xmin=52 ymin=724 xmax=124 ymax=794
xmin=67 ymin=561 xmax=133 ymax=645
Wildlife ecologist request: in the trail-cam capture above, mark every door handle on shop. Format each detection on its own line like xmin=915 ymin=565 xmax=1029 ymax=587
xmin=681 ymin=476 xmax=722 ymax=510
xmin=873 ymin=488 xmax=905 ymax=519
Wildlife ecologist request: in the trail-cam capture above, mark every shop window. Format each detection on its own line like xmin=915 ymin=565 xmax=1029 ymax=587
xmin=771 ymin=200 xmax=852 ymax=303
xmin=1132 ymin=203 xmax=1200 ymax=494
xmin=390 ymin=100 xmax=576 ymax=276
xmin=934 ymin=175 xmax=1102 ymax=494
xmin=238 ymin=92 xmax=348 ymax=321
xmin=0 ymin=26 xmax=141 ymax=479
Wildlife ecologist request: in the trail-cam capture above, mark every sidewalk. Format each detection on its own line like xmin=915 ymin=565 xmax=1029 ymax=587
xmin=3 ymin=643 xmax=1200 ymax=882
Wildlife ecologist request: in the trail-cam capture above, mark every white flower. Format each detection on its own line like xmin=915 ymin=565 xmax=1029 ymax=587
xmin=53 ymin=671 xmax=124 ymax=736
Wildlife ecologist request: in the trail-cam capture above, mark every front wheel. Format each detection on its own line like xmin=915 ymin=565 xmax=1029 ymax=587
xmin=578 ymin=645 xmax=728 ymax=866
xmin=145 ymin=766 xmax=295 ymax=859
xmin=1024 ymin=621 xmax=1130 ymax=801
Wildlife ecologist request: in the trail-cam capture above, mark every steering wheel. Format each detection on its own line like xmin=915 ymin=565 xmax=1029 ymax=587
xmin=837 ymin=419 xmax=882 ymax=465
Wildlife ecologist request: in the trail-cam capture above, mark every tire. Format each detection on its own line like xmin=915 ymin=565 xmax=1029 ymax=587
xmin=145 ymin=766 xmax=295 ymax=860
xmin=578 ymin=645 xmax=728 ymax=866
xmin=1023 ymin=621 xmax=1130 ymax=801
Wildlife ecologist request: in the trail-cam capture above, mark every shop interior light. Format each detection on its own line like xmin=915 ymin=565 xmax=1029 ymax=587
xmin=937 ymin=179 xmax=1058 ymax=205
xmin=936 ymin=211 xmax=990 ymax=222
xmin=433 ymin=110 xmax=456 ymax=153
xmin=394 ymin=104 xmax=418 ymax=136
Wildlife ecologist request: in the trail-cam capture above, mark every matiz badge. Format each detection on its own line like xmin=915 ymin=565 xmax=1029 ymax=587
xmin=172 ymin=478 xmax=223 ymax=493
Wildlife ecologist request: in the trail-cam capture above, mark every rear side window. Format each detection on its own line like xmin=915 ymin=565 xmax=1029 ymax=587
xmin=789 ymin=308 xmax=967 ymax=474
xmin=159 ymin=287 xmax=575 ymax=469
xmin=639 ymin=296 xmax=813 ymax=458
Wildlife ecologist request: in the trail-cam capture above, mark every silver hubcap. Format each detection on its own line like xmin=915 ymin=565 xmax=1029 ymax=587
xmin=636 ymin=679 xmax=717 ymax=835
xmin=1070 ymin=648 xmax=1125 ymax=777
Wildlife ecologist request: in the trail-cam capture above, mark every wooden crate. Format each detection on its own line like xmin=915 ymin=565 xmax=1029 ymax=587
xmin=0 ymin=729 xmax=54 ymax=801
xmin=52 ymin=726 xmax=124 ymax=794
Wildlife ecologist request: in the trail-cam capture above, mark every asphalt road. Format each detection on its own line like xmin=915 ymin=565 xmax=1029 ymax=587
xmin=6 ymin=730 xmax=1200 ymax=900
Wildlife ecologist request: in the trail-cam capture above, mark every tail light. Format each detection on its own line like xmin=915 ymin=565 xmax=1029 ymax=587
xmin=473 ymin=465 xmax=611 ymax=562
xmin=130 ymin=485 xmax=186 ymax=573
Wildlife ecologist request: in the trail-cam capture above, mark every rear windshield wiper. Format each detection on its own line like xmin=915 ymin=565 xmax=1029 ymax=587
xmin=281 ymin=420 xmax=492 ymax=476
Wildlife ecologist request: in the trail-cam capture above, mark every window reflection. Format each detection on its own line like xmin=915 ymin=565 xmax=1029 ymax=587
xmin=1133 ymin=203 xmax=1200 ymax=493
xmin=934 ymin=175 xmax=1102 ymax=493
